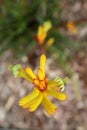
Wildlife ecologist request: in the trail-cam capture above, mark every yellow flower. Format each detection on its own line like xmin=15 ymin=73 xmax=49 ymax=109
xmin=9 ymin=55 xmax=66 ymax=115
xmin=66 ymin=21 xmax=78 ymax=35
xmin=34 ymin=21 xmax=54 ymax=46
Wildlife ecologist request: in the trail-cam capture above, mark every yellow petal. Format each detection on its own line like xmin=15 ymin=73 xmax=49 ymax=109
xmin=46 ymin=38 xmax=54 ymax=47
xmin=42 ymin=93 xmax=57 ymax=115
xmin=43 ymin=21 xmax=52 ymax=32
xmin=25 ymin=67 xmax=37 ymax=80
xmin=40 ymin=54 xmax=46 ymax=77
xmin=37 ymin=25 xmax=47 ymax=44
xmin=46 ymin=89 xmax=67 ymax=100
xmin=33 ymin=79 xmax=39 ymax=86
xmin=47 ymin=80 xmax=61 ymax=88
xmin=28 ymin=93 xmax=43 ymax=111
xmin=38 ymin=33 xmax=47 ymax=45
xmin=18 ymin=68 xmax=32 ymax=82
xmin=18 ymin=87 xmax=39 ymax=106
xmin=37 ymin=68 xmax=44 ymax=80
xmin=37 ymin=25 xmax=43 ymax=37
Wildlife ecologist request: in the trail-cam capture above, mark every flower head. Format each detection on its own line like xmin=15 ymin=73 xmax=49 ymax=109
xmin=66 ymin=21 xmax=78 ymax=35
xmin=34 ymin=21 xmax=54 ymax=47
xmin=9 ymin=54 xmax=67 ymax=115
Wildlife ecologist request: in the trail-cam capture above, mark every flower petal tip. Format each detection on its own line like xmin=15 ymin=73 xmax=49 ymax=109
xmin=44 ymin=107 xmax=57 ymax=116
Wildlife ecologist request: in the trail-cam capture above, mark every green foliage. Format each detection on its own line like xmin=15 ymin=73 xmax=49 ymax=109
xmin=0 ymin=0 xmax=40 ymax=55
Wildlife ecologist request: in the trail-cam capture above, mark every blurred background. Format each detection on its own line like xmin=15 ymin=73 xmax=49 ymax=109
xmin=0 ymin=0 xmax=87 ymax=130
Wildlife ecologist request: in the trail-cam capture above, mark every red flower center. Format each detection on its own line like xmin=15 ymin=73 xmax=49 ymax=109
xmin=33 ymin=78 xmax=47 ymax=92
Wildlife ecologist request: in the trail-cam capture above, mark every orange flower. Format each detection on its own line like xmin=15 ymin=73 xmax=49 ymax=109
xmin=9 ymin=55 xmax=67 ymax=115
xmin=66 ymin=21 xmax=78 ymax=35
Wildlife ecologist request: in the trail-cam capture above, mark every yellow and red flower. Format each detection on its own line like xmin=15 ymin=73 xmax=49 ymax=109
xmin=9 ymin=54 xmax=67 ymax=115
xmin=34 ymin=21 xmax=54 ymax=47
